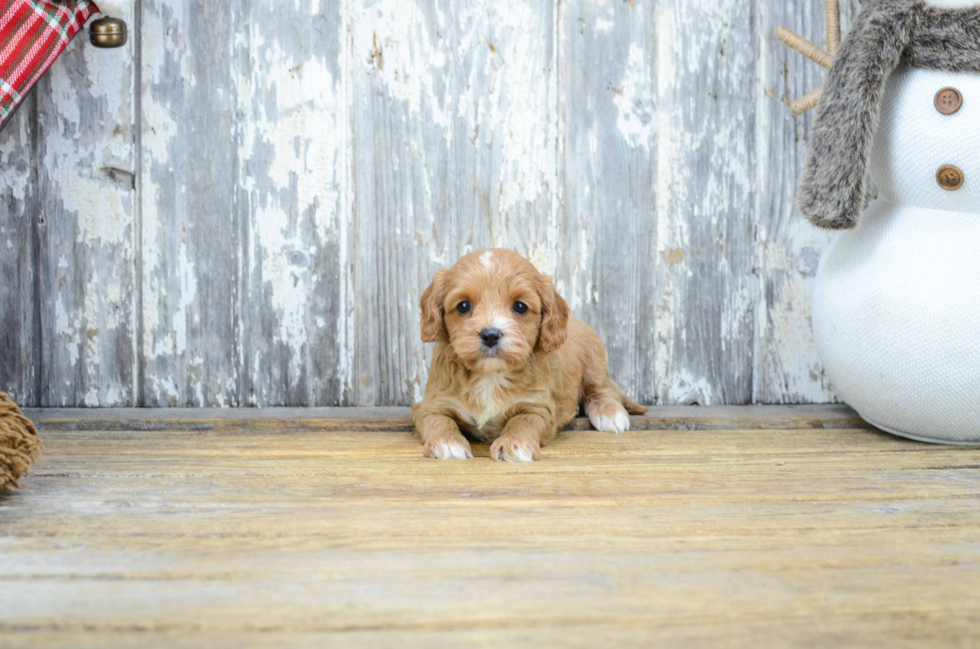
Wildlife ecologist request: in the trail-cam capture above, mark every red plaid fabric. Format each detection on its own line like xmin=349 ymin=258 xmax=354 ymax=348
xmin=0 ymin=0 xmax=98 ymax=126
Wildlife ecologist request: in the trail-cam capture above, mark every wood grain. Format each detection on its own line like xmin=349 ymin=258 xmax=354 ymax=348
xmin=558 ymin=0 xmax=656 ymax=402
xmin=653 ymin=0 xmax=758 ymax=406
xmin=140 ymin=0 xmax=244 ymax=406
xmin=0 ymin=95 xmax=38 ymax=406
xmin=2 ymin=408 xmax=979 ymax=647
xmin=753 ymin=0 xmax=861 ymax=404
xmin=0 ymin=0 xmax=874 ymax=407
xmin=33 ymin=2 xmax=139 ymax=407
xmin=241 ymin=0 xmax=348 ymax=406
xmin=452 ymin=0 xmax=559 ymax=276
xmin=349 ymin=0 xmax=456 ymax=406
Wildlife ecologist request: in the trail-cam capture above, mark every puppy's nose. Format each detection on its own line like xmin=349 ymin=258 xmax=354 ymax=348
xmin=480 ymin=328 xmax=503 ymax=348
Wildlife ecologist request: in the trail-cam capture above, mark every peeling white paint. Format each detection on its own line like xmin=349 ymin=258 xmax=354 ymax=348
xmin=54 ymin=297 xmax=79 ymax=369
xmin=351 ymin=0 xmax=449 ymax=128
xmin=242 ymin=5 xmax=347 ymax=405
xmin=654 ymin=4 xmax=680 ymax=399
xmin=2 ymin=0 xmax=847 ymax=407
xmin=614 ymin=43 xmax=655 ymax=149
xmin=337 ymin=0 xmax=354 ymax=405
xmin=667 ymin=371 xmax=715 ymax=405
xmin=27 ymin=0 xmax=138 ymax=407
xmin=139 ymin=0 xmax=244 ymax=406
xmin=457 ymin=1 xmax=557 ymax=265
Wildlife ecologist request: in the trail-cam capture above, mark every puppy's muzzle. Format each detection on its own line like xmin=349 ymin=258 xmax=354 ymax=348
xmin=479 ymin=328 xmax=503 ymax=350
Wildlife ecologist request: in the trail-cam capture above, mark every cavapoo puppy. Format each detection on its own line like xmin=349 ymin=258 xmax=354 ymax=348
xmin=412 ymin=248 xmax=647 ymax=462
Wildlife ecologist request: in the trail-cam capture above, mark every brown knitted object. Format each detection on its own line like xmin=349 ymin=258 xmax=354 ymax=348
xmin=0 ymin=393 xmax=42 ymax=491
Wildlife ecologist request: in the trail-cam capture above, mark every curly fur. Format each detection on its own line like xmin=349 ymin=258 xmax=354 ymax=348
xmin=413 ymin=249 xmax=647 ymax=462
xmin=799 ymin=0 xmax=980 ymax=229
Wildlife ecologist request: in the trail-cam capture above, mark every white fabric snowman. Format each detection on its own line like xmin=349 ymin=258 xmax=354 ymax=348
xmin=810 ymin=0 xmax=980 ymax=443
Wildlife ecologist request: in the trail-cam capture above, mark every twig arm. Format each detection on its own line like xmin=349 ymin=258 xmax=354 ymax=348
xmin=791 ymin=88 xmax=822 ymax=116
xmin=777 ymin=27 xmax=832 ymax=69
xmin=826 ymin=0 xmax=841 ymax=55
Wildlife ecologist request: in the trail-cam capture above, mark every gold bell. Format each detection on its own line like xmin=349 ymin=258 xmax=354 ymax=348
xmin=89 ymin=17 xmax=127 ymax=48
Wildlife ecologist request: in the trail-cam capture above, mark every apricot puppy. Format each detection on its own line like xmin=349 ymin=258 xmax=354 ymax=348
xmin=412 ymin=249 xmax=647 ymax=462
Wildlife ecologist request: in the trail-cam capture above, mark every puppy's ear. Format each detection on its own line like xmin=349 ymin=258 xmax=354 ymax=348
xmin=536 ymin=276 xmax=569 ymax=352
xmin=420 ymin=269 xmax=450 ymax=342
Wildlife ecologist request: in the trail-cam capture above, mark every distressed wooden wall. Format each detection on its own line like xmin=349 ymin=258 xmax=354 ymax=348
xmin=0 ymin=0 xmax=860 ymax=407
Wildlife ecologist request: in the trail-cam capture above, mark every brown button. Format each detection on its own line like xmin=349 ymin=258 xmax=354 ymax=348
xmin=935 ymin=87 xmax=962 ymax=115
xmin=937 ymin=165 xmax=964 ymax=191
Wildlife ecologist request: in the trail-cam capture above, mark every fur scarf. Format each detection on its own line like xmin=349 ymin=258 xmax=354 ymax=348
xmin=798 ymin=0 xmax=980 ymax=229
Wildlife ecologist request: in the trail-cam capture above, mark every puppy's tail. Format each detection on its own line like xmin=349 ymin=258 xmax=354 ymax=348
xmin=584 ymin=381 xmax=649 ymax=416
xmin=621 ymin=393 xmax=648 ymax=415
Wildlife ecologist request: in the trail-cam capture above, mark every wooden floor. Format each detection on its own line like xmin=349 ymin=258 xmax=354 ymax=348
xmin=2 ymin=406 xmax=979 ymax=648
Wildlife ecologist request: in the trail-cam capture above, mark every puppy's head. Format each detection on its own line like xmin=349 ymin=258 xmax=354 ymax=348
xmin=420 ymin=249 xmax=569 ymax=371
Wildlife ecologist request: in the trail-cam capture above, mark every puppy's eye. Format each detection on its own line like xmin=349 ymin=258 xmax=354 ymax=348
xmin=513 ymin=301 xmax=528 ymax=315
xmin=456 ymin=301 xmax=471 ymax=315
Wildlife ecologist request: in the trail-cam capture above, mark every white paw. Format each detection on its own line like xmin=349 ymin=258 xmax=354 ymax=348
xmin=589 ymin=405 xmax=631 ymax=434
xmin=428 ymin=439 xmax=473 ymax=460
xmin=490 ymin=436 xmax=540 ymax=463
xmin=506 ymin=446 xmax=535 ymax=463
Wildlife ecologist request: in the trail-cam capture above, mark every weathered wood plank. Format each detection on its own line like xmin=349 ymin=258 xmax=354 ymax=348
xmin=654 ymin=0 xmax=758 ymax=405
xmin=140 ymin=0 xmax=244 ymax=406
xmin=753 ymin=0 xmax=862 ymax=404
xmin=558 ymin=0 xmax=656 ymax=403
xmin=3 ymin=620 xmax=980 ymax=649
xmin=1 ymin=0 xmax=889 ymax=407
xmin=349 ymin=0 xmax=457 ymax=405
xmin=453 ymin=0 xmax=559 ymax=270
xmin=0 ymin=95 xmax=38 ymax=405
xmin=1 ymin=414 xmax=979 ymax=647
xmin=241 ymin=0 xmax=347 ymax=406
xmin=32 ymin=2 xmax=138 ymax=406
xmin=5 ymin=621 xmax=980 ymax=649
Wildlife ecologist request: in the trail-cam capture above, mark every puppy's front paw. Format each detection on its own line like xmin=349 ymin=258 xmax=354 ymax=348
xmin=587 ymin=401 xmax=631 ymax=435
xmin=423 ymin=434 xmax=474 ymax=460
xmin=490 ymin=435 xmax=540 ymax=463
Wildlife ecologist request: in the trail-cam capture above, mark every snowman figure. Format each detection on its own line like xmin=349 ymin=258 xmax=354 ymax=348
xmin=786 ymin=0 xmax=980 ymax=443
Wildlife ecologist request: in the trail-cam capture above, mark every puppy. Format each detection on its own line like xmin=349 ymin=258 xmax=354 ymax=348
xmin=412 ymin=248 xmax=647 ymax=462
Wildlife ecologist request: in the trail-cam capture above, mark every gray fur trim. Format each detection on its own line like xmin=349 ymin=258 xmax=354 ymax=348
xmin=798 ymin=0 xmax=980 ymax=229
